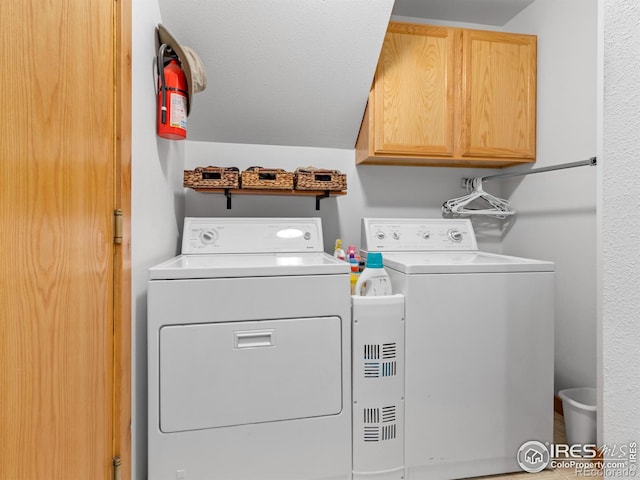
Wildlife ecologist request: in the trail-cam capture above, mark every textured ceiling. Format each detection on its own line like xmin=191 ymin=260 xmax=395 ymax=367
xmin=157 ymin=0 xmax=394 ymax=148
xmin=156 ymin=0 xmax=535 ymax=148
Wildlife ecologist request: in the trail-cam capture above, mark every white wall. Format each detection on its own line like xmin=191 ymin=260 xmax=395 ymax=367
xmin=132 ymin=2 xmax=185 ymax=479
xmin=501 ymin=0 xmax=598 ymax=394
xmin=184 ymin=142 xmax=503 ymax=253
xmin=601 ymin=0 xmax=640 ymax=450
xmin=180 ymin=13 xmax=519 ymax=251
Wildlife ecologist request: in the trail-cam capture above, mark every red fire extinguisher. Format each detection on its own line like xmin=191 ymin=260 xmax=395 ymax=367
xmin=157 ymin=45 xmax=188 ymax=140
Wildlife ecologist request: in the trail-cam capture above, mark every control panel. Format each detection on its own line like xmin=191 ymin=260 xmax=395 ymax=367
xmin=182 ymin=217 xmax=324 ymax=254
xmin=361 ymin=218 xmax=478 ymax=252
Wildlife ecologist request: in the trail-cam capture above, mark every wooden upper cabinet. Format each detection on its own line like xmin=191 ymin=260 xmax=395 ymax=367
xmin=356 ymin=21 xmax=537 ymax=168
xmin=461 ymin=29 xmax=537 ymax=160
xmin=372 ymin=23 xmax=455 ymax=157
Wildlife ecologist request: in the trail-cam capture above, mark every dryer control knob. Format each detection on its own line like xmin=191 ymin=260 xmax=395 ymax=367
xmin=422 ymin=232 xmax=431 ymax=240
xmin=376 ymin=231 xmax=386 ymax=240
xmin=392 ymin=232 xmax=400 ymax=240
xmin=200 ymin=229 xmax=218 ymax=244
xmin=448 ymin=229 xmax=463 ymax=242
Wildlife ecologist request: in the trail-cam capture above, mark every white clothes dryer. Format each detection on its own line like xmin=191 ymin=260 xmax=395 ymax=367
xmin=361 ymin=218 xmax=555 ymax=480
xmin=148 ymin=217 xmax=351 ymax=480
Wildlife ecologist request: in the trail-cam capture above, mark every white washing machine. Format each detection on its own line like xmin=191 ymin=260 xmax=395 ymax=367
xmin=148 ymin=217 xmax=351 ymax=480
xmin=361 ymin=218 xmax=555 ymax=480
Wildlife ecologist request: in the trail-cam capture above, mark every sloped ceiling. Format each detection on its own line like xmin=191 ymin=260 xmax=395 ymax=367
xmin=157 ymin=0 xmax=535 ymax=149
xmin=157 ymin=0 xmax=394 ymax=148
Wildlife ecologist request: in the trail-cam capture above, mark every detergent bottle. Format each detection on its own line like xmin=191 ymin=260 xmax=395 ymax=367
xmin=333 ymin=239 xmax=346 ymax=261
xmin=354 ymin=252 xmax=392 ymax=296
xmin=348 ymin=252 xmax=360 ymax=294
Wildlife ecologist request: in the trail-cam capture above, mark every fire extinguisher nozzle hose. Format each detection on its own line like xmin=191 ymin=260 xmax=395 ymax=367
xmin=158 ymin=44 xmax=168 ymax=124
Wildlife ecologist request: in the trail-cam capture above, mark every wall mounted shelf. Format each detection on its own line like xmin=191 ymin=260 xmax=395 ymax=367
xmin=189 ymin=188 xmax=347 ymax=210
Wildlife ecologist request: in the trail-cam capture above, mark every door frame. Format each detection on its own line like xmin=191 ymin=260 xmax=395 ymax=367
xmin=114 ymin=0 xmax=132 ymax=478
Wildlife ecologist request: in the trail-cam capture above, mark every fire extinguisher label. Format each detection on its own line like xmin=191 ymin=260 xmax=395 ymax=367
xmin=169 ymin=93 xmax=187 ymax=130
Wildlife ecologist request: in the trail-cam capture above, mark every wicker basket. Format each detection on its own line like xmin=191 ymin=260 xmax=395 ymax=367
xmin=294 ymin=168 xmax=347 ymax=191
xmin=184 ymin=166 xmax=240 ymax=189
xmin=241 ymin=167 xmax=294 ymax=190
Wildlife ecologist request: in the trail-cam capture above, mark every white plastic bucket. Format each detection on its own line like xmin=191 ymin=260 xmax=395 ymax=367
xmin=558 ymin=387 xmax=597 ymax=448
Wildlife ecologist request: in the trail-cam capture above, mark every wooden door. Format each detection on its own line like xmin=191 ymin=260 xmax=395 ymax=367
xmin=372 ymin=22 xmax=456 ymax=157
xmin=0 ymin=1 xmax=131 ymax=479
xmin=461 ymin=29 xmax=537 ymax=159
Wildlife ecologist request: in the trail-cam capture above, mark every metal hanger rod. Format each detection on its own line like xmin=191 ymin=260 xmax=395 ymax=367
xmin=475 ymin=156 xmax=597 ymax=183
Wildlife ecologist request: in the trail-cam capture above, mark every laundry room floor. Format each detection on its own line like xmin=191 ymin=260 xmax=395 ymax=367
xmin=471 ymin=413 xmax=602 ymax=480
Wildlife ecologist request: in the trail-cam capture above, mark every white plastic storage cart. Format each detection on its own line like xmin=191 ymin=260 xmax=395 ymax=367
xmin=352 ymin=294 xmax=405 ymax=480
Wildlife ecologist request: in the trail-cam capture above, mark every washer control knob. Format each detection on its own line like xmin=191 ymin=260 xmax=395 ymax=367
xmin=200 ymin=229 xmax=218 ymax=244
xmin=422 ymin=232 xmax=431 ymax=240
xmin=304 ymin=231 xmax=311 ymax=240
xmin=376 ymin=230 xmax=386 ymax=240
xmin=392 ymin=232 xmax=400 ymax=240
xmin=448 ymin=229 xmax=463 ymax=243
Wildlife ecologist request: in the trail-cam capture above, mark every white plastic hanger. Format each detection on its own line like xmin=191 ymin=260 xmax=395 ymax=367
xmin=442 ymin=177 xmax=515 ymax=219
xmin=442 ymin=157 xmax=597 ymax=219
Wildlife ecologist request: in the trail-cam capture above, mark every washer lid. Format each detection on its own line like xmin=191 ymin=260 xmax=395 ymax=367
xmin=149 ymin=252 xmax=349 ymax=279
xmin=381 ymin=251 xmax=555 ymax=274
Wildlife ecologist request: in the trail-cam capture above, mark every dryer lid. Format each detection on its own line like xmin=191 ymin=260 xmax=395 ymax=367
xmin=381 ymin=251 xmax=555 ymax=274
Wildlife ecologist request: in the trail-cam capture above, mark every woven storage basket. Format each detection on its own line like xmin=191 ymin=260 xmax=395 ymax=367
xmin=241 ymin=167 xmax=294 ymax=190
xmin=295 ymin=168 xmax=347 ymax=191
xmin=184 ymin=166 xmax=239 ymax=189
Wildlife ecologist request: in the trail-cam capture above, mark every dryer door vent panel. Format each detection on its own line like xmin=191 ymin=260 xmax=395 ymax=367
xmin=159 ymin=316 xmax=342 ymax=433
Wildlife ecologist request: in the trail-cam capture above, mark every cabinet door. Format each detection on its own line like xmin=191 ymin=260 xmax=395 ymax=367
xmin=372 ymin=23 xmax=456 ymax=157
xmin=461 ymin=30 xmax=536 ymax=159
